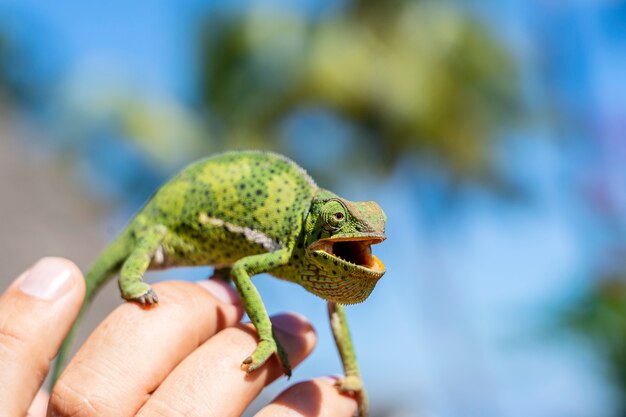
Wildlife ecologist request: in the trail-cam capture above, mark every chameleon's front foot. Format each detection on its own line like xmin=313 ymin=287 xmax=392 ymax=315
xmin=241 ymin=336 xmax=292 ymax=377
xmin=336 ymin=376 xmax=369 ymax=417
xmin=122 ymin=283 xmax=159 ymax=306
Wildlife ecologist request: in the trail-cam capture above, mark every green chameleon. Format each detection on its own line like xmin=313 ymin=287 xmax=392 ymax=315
xmin=52 ymin=150 xmax=386 ymax=416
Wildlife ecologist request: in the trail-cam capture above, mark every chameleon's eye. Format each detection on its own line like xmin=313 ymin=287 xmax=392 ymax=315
xmin=322 ymin=201 xmax=347 ymax=230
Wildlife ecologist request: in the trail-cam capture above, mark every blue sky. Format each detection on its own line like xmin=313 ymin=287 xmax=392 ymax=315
xmin=2 ymin=0 xmax=625 ymax=415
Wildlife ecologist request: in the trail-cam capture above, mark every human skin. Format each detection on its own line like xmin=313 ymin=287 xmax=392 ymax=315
xmin=0 ymin=257 xmax=357 ymax=416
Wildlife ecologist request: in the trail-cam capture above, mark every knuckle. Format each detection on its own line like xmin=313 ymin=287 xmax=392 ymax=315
xmin=138 ymin=397 xmax=204 ymax=417
xmin=0 ymin=313 xmax=32 ymax=353
xmin=48 ymin=378 xmax=116 ymax=417
xmin=0 ymin=322 xmax=51 ymax=385
xmin=0 ymin=324 xmax=47 ymax=369
xmin=0 ymin=326 xmax=28 ymax=355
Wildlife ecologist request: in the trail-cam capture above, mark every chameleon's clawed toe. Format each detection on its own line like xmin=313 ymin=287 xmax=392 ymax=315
xmin=335 ymin=375 xmax=363 ymax=393
xmin=275 ymin=340 xmax=292 ymax=377
xmin=241 ymin=338 xmax=292 ymax=376
xmin=132 ymin=288 xmax=159 ymax=306
xmin=335 ymin=376 xmax=369 ymax=417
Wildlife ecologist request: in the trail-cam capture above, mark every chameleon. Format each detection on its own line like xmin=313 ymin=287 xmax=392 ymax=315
xmin=52 ymin=150 xmax=386 ymax=416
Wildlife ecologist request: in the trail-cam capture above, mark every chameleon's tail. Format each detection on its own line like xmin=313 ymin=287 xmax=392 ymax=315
xmin=50 ymin=229 xmax=134 ymax=386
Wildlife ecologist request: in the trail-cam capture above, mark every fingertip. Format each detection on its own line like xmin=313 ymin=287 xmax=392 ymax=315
xmin=309 ymin=377 xmax=359 ymax=416
xmin=272 ymin=312 xmax=317 ymax=338
xmin=272 ymin=312 xmax=318 ymax=351
xmin=195 ymin=280 xmax=245 ymax=324
xmin=196 ymin=279 xmax=241 ymax=306
xmin=255 ymin=377 xmax=358 ymax=417
xmin=316 ymin=375 xmax=341 ymax=385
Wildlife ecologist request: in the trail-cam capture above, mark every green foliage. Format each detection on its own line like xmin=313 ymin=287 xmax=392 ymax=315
xmin=198 ymin=1 xmax=519 ymax=181
xmin=0 ymin=30 xmax=8 ymax=101
xmin=564 ymin=275 xmax=626 ymax=404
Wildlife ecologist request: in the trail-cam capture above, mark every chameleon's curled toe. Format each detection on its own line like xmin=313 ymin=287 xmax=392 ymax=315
xmin=335 ymin=376 xmax=369 ymax=417
xmin=335 ymin=375 xmax=369 ymax=417
xmin=335 ymin=375 xmax=363 ymax=393
xmin=241 ymin=338 xmax=292 ymax=377
xmin=275 ymin=337 xmax=292 ymax=378
xmin=131 ymin=288 xmax=159 ymax=306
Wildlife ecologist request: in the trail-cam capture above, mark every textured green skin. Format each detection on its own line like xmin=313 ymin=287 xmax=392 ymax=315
xmin=53 ymin=151 xmax=386 ymax=416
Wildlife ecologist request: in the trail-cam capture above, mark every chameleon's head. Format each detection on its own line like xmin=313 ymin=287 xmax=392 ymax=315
xmin=300 ymin=189 xmax=386 ymax=304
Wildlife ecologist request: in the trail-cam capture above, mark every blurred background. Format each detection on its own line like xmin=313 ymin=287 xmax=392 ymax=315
xmin=1 ymin=0 xmax=625 ymax=416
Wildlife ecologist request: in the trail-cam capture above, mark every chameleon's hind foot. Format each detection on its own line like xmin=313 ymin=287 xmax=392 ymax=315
xmin=124 ymin=284 xmax=159 ymax=306
xmin=336 ymin=375 xmax=363 ymax=392
xmin=335 ymin=376 xmax=369 ymax=417
xmin=241 ymin=337 xmax=292 ymax=377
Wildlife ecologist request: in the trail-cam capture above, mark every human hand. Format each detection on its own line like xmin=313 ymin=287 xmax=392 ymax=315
xmin=0 ymin=257 xmax=358 ymax=416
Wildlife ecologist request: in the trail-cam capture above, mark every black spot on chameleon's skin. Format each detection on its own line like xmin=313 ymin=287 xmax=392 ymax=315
xmin=139 ymin=150 xmax=319 ymax=271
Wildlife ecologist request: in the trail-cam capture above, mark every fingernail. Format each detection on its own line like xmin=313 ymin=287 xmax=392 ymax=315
xmin=196 ymin=280 xmax=240 ymax=305
xmin=19 ymin=258 xmax=76 ymax=300
xmin=272 ymin=312 xmax=316 ymax=337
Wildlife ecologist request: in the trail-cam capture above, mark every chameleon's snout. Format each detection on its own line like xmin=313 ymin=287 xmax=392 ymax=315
xmin=306 ymin=234 xmax=385 ymax=306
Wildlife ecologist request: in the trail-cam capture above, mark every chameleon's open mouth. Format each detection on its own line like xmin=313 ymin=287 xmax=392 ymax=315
xmin=309 ymin=236 xmax=386 ymax=276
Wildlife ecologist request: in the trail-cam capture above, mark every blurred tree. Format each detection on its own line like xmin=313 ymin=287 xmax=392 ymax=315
xmin=564 ymin=271 xmax=626 ymax=415
xmin=0 ymin=21 xmax=58 ymax=111
xmin=0 ymin=28 xmax=11 ymax=103
xmin=560 ymin=163 xmax=626 ymax=414
xmin=198 ymin=0 xmax=519 ymax=184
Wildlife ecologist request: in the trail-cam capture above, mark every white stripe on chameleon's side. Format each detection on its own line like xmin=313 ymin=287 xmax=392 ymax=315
xmin=199 ymin=213 xmax=281 ymax=252
xmin=153 ymin=245 xmax=165 ymax=264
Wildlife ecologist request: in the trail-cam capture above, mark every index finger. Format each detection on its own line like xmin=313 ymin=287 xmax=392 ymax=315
xmin=49 ymin=279 xmax=244 ymax=417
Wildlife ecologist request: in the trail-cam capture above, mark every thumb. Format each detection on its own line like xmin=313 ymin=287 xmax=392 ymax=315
xmin=0 ymin=257 xmax=85 ymax=416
